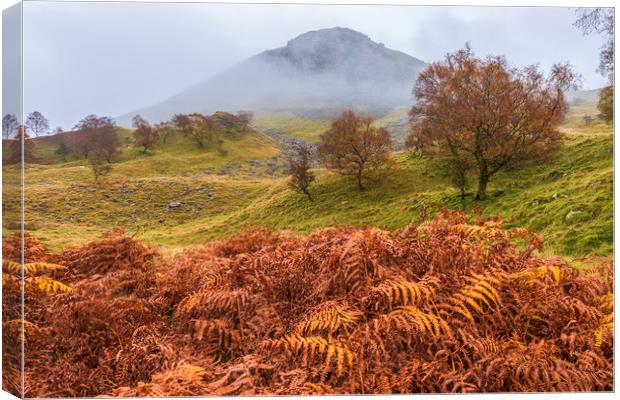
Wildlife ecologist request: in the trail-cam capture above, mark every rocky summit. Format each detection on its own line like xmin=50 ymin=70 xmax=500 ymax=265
xmin=119 ymin=28 xmax=426 ymax=125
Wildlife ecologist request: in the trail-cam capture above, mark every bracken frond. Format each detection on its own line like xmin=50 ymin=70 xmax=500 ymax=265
xmin=593 ymin=294 xmax=614 ymax=349
xmin=3 ymin=259 xmax=66 ymax=274
xmin=295 ymin=302 xmax=362 ymax=335
xmin=178 ymin=289 xmax=248 ymax=317
xmin=383 ymin=306 xmax=451 ymax=337
xmin=367 ymin=277 xmax=437 ymax=311
xmin=25 ymin=276 xmax=73 ymax=293
xmin=512 ymin=265 xmax=570 ymax=285
xmin=443 ymin=274 xmax=501 ymax=321
xmin=268 ymin=334 xmax=355 ymax=377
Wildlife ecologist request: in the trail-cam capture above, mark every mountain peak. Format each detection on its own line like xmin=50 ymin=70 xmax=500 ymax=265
xmin=286 ymin=27 xmax=373 ymax=48
xmin=120 ymin=28 xmax=426 ymax=124
xmin=278 ymin=27 xmax=389 ymax=71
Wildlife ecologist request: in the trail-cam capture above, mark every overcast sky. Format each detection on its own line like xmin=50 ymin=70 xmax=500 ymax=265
xmin=5 ymin=1 xmax=611 ymax=129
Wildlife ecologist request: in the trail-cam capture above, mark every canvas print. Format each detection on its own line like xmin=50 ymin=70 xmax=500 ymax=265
xmin=1 ymin=1 xmax=614 ymax=397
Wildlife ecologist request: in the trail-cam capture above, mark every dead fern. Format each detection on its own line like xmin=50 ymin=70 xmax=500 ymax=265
xmin=294 ymin=302 xmax=362 ymax=336
xmin=16 ymin=213 xmax=613 ymax=396
xmin=268 ymin=334 xmax=355 ymax=377
xmin=366 ymin=277 xmax=437 ymax=311
xmin=442 ymin=273 xmax=501 ymax=321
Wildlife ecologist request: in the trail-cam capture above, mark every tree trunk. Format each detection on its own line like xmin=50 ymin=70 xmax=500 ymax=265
xmin=356 ymin=168 xmax=364 ymax=190
xmin=476 ymin=165 xmax=489 ymax=200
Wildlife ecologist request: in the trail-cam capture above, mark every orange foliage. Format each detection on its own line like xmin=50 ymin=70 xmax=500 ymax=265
xmin=6 ymin=212 xmax=613 ymax=396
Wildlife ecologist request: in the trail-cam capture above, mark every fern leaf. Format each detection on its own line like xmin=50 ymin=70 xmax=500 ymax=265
xmin=443 ymin=274 xmax=500 ymax=321
xmin=294 ymin=302 xmax=361 ymax=335
xmin=385 ymin=306 xmax=450 ymax=337
xmin=269 ymin=334 xmax=354 ymax=376
xmin=369 ymin=277 xmax=437 ymax=311
xmin=25 ymin=276 xmax=72 ymax=293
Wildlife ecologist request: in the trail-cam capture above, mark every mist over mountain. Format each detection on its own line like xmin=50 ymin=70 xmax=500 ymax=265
xmin=118 ymin=27 xmax=426 ymax=125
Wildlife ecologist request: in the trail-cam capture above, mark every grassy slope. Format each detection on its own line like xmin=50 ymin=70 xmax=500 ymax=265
xmin=2 ymin=103 xmax=613 ymax=257
xmin=253 ymin=111 xmax=330 ymax=143
xmin=167 ymin=129 xmax=612 ymax=257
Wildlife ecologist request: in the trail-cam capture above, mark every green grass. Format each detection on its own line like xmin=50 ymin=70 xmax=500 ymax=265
xmin=253 ymin=111 xmax=331 ymax=142
xmin=167 ymin=132 xmax=611 ymax=257
xmin=2 ymin=101 xmax=613 ymax=258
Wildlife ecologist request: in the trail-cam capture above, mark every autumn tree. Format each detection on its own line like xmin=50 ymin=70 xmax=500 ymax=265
xmin=172 ymin=113 xmax=222 ymax=151
xmin=2 ymin=114 xmax=18 ymax=139
xmin=317 ymin=110 xmax=392 ymax=190
xmin=5 ymin=125 xmax=37 ymax=165
xmin=575 ymin=8 xmax=614 ymax=124
xmin=55 ymin=140 xmax=71 ymax=161
xmin=132 ymin=115 xmax=160 ymax=153
xmin=598 ymin=85 xmax=613 ymax=124
xmin=285 ymin=143 xmax=316 ymax=200
xmin=73 ymin=114 xmax=115 ymax=131
xmin=26 ymin=111 xmax=49 ymax=137
xmin=88 ymin=150 xmax=112 ymax=180
xmin=155 ymin=121 xmax=175 ymax=144
xmin=236 ymin=110 xmax=254 ymax=128
xmin=66 ymin=134 xmax=91 ymax=159
xmin=73 ymin=115 xmax=119 ymax=162
xmin=407 ymin=47 xmax=578 ymax=200
xmin=583 ymin=115 xmax=594 ymax=125
xmin=445 ymin=156 xmax=471 ymax=202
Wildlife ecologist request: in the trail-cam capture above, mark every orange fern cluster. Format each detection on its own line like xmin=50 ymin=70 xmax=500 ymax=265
xmin=4 ymin=210 xmax=613 ymax=397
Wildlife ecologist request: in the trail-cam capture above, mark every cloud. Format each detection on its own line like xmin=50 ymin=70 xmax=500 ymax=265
xmin=19 ymin=2 xmax=609 ymax=129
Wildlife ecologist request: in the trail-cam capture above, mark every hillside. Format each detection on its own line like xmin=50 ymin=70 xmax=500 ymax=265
xmin=118 ymin=28 xmax=426 ymax=125
xmin=2 ymin=98 xmax=612 ymax=258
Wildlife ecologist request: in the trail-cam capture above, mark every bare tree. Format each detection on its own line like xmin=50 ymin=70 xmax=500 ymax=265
xmin=575 ymin=8 xmax=614 ymax=125
xmin=575 ymin=8 xmax=614 ymax=82
xmin=285 ymin=143 xmax=316 ymax=200
xmin=2 ymin=114 xmax=18 ymax=139
xmin=317 ymin=110 xmax=392 ymax=190
xmin=407 ymin=46 xmax=579 ymax=200
xmin=26 ymin=111 xmax=49 ymax=137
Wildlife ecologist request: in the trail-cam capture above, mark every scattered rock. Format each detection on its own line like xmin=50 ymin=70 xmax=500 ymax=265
xmin=168 ymin=200 xmax=182 ymax=208
xmin=86 ymin=187 xmax=97 ymax=193
xmin=565 ymin=209 xmax=584 ymax=221
xmin=531 ymin=200 xmax=540 ymax=206
xmin=590 ymin=181 xmax=603 ymax=188
xmin=551 ymin=193 xmax=560 ymax=200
